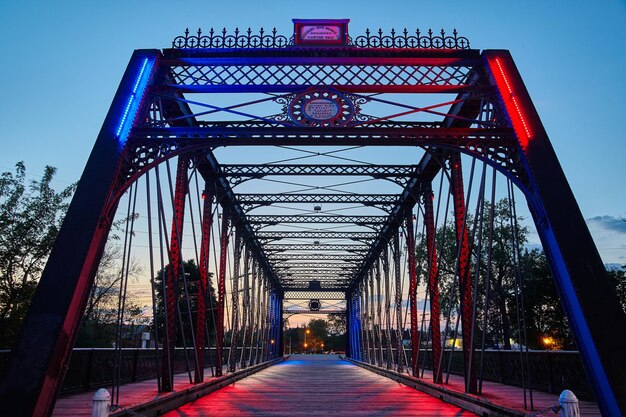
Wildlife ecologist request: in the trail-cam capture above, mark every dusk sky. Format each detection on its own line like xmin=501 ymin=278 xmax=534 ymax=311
xmin=1 ymin=0 xmax=625 ymax=264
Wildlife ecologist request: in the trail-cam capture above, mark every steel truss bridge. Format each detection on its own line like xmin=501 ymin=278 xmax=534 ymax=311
xmin=0 ymin=19 xmax=624 ymax=417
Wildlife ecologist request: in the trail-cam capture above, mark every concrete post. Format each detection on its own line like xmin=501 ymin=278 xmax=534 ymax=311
xmin=91 ymin=388 xmax=110 ymax=417
xmin=559 ymin=390 xmax=579 ymax=417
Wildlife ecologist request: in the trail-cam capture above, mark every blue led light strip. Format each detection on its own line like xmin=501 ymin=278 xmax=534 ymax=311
xmin=116 ymin=57 xmax=153 ymax=140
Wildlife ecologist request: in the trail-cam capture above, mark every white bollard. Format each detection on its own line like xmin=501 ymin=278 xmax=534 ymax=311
xmin=559 ymin=390 xmax=580 ymax=417
xmin=91 ymin=388 xmax=111 ymax=417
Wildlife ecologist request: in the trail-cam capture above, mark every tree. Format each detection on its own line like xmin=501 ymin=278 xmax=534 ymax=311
xmin=607 ymin=267 xmax=626 ymax=314
xmin=75 ymin=241 xmax=146 ymax=347
xmin=327 ymin=313 xmax=346 ymax=335
xmin=0 ymin=162 xmax=75 ymax=348
xmin=520 ymin=249 xmax=573 ymax=350
xmin=417 ymin=198 xmax=574 ymax=350
xmin=153 ymin=259 xmax=218 ymax=347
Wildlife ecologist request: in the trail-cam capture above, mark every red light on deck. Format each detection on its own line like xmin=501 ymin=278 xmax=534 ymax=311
xmin=490 ymin=57 xmax=533 ymax=149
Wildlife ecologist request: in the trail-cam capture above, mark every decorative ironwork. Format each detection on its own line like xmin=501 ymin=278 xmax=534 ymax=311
xmin=255 ymin=231 xmax=378 ymax=241
xmin=353 ymin=28 xmax=470 ymax=49
xmin=171 ymin=27 xmax=470 ymax=50
xmin=283 ymin=291 xmax=346 ymax=300
xmin=168 ymin=63 xmax=474 ymax=89
xmin=283 ymin=309 xmax=345 ymax=315
xmin=269 ymin=254 xmax=362 ymax=262
xmin=172 ymin=27 xmax=290 ymax=49
xmin=263 ymin=244 xmax=368 ymax=252
xmin=247 ymin=215 xmax=388 ymax=225
xmin=288 ymin=89 xmax=355 ymax=127
xmin=273 ymin=263 xmax=358 ymax=270
xmin=221 ymin=164 xmax=420 ymax=177
xmin=237 ymin=193 xmax=399 ymax=212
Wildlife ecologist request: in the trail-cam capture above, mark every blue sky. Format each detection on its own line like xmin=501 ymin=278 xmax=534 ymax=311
xmin=1 ymin=0 xmax=625 ymax=263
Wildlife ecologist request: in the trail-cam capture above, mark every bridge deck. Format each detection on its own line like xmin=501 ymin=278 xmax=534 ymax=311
xmin=52 ymin=354 xmax=601 ymax=417
xmin=164 ymin=354 xmax=476 ymax=416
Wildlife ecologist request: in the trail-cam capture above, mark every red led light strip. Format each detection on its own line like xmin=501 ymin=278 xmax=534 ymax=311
xmin=492 ymin=57 xmax=532 ymax=147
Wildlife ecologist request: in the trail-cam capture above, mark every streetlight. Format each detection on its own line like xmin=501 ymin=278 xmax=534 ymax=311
xmin=304 ymin=328 xmax=310 ymax=353
xmin=542 ymin=336 xmax=554 ymax=350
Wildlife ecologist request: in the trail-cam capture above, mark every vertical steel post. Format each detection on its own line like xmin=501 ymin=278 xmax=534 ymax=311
xmin=392 ymin=230 xmax=404 ymax=372
xmin=245 ymin=256 xmax=256 ymax=367
xmin=195 ymin=184 xmax=213 ymax=383
xmin=268 ymin=289 xmax=276 ymax=358
xmin=277 ymin=292 xmax=284 ymax=357
xmin=215 ymin=207 xmax=230 ymax=377
xmin=369 ymin=266 xmax=380 ymax=366
xmin=161 ymin=156 xmax=190 ymax=392
xmin=383 ymin=258 xmax=393 ymax=370
xmin=449 ymin=154 xmax=477 ymax=394
xmin=229 ymin=230 xmax=242 ymax=372
xmin=422 ymin=187 xmax=442 ymax=384
xmin=374 ymin=265 xmax=384 ymax=367
xmin=361 ymin=281 xmax=370 ymax=363
xmin=241 ymin=246 xmax=250 ymax=365
xmin=406 ymin=209 xmax=419 ymax=377
xmin=345 ymin=293 xmax=352 ymax=358
xmin=385 ymin=232 xmax=400 ymax=369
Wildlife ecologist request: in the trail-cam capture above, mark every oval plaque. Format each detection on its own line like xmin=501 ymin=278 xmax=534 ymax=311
xmin=303 ymin=98 xmax=340 ymax=121
xmin=287 ymin=89 xmax=355 ymax=127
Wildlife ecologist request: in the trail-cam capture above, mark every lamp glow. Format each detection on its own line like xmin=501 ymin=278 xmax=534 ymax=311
xmin=489 ymin=57 xmax=533 ymax=149
xmin=116 ymin=57 xmax=155 ymax=142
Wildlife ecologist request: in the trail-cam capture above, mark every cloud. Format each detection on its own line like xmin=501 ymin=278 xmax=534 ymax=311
xmin=585 ymin=215 xmax=626 ymax=264
xmin=586 ymin=215 xmax=626 ymax=234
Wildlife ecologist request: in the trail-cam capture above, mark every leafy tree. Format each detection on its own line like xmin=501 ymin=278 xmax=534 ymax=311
xmin=0 ymin=162 xmax=75 ymax=348
xmin=327 ymin=312 xmax=346 ymax=335
xmin=75 ymin=241 xmax=147 ymax=347
xmin=607 ymin=267 xmax=626 ymax=314
xmin=520 ymin=249 xmax=573 ymax=349
xmin=417 ymin=198 xmax=575 ymax=350
xmin=153 ymin=259 xmax=217 ymax=347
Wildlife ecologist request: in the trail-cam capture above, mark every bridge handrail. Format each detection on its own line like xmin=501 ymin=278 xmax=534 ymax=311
xmin=0 ymin=348 xmax=591 ymax=398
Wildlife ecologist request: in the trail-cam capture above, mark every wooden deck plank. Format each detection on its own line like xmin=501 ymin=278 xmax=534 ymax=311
xmin=163 ymin=354 xmax=477 ymax=416
xmin=53 ymin=355 xmax=602 ymax=417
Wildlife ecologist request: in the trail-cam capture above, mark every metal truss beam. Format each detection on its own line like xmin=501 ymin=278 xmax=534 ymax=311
xmin=264 ymin=244 xmax=369 ymax=252
xmin=256 ymin=231 xmax=378 ymax=241
xmin=283 ymin=309 xmax=345 ymax=315
xmin=269 ymin=254 xmax=362 ymax=262
xmin=162 ymin=47 xmax=481 ymax=60
xmin=247 ymin=215 xmax=388 ymax=226
xmin=222 ymin=165 xmax=419 ymax=177
xmin=131 ymin=127 xmax=514 ymax=147
xmin=237 ymin=193 xmax=399 ymax=205
xmin=283 ymin=291 xmax=346 ymax=300
xmin=282 ymin=271 xmax=353 ymax=277
xmin=273 ymin=263 xmax=358 ymax=270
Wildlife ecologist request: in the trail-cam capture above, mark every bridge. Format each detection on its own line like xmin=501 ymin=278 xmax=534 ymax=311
xmin=0 ymin=19 xmax=624 ymax=417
